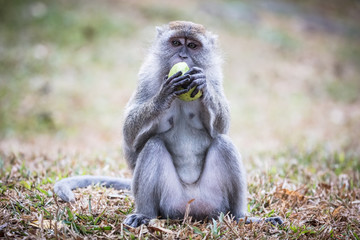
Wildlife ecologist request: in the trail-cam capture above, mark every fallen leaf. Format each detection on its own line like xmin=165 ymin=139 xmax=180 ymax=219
xmin=147 ymin=226 xmax=174 ymax=234
xmin=331 ymin=206 xmax=345 ymax=217
xmin=274 ymin=188 xmax=307 ymax=202
xmin=28 ymin=220 xmax=65 ymax=230
xmin=183 ymin=198 xmax=195 ymax=224
xmin=21 ymin=215 xmax=34 ymax=221
xmin=319 ymin=183 xmax=331 ymax=190
xmin=149 ymin=219 xmax=167 ymax=226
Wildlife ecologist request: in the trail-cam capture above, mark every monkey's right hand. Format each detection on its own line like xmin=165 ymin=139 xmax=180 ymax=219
xmin=154 ymin=71 xmax=191 ymax=109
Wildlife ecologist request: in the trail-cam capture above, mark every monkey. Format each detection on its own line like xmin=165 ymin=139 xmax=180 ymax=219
xmin=54 ymin=21 xmax=283 ymax=228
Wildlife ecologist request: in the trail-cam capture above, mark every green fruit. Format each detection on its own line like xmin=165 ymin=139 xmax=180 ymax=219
xmin=178 ymin=86 xmax=202 ymax=101
xmin=168 ymin=62 xmax=202 ymax=102
xmin=169 ymin=62 xmax=189 ymax=77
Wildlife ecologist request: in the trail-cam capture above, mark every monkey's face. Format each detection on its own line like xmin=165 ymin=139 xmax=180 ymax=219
xmin=156 ymin=33 xmax=215 ymax=73
xmin=167 ymin=37 xmax=201 ymax=69
xmin=155 ymin=21 xmax=218 ymax=73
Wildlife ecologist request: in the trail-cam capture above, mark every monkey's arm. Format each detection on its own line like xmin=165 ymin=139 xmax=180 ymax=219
xmin=123 ymin=72 xmax=190 ymax=168
xmin=201 ymin=83 xmax=230 ymax=137
xmin=186 ymin=67 xmax=230 ymax=136
xmin=123 ymin=100 xmax=162 ymax=152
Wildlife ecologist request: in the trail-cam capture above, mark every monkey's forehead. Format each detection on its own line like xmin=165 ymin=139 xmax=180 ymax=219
xmin=168 ymin=21 xmax=206 ymax=35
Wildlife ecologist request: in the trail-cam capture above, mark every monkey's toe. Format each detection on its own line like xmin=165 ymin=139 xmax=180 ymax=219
xmin=265 ymin=216 xmax=283 ymax=225
xmin=124 ymin=214 xmax=150 ymax=228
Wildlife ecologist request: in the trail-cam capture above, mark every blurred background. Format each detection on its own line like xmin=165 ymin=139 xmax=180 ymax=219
xmin=0 ymin=0 xmax=359 ymax=160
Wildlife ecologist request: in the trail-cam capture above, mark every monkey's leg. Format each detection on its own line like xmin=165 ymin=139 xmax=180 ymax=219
xmin=199 ymin=135 xmax=247 ymax=218
xmin=199 ymin=135 xmax=283 ymax=225
xmin=124 ymin=137 xmax=183 ymax=228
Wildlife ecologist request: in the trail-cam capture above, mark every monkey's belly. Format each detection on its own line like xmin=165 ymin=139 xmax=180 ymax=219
xmin=164 ymin=200 xmax=221 ymax=220
xmin=159 ymin=185 xmax=227 ymax=220
xmin=162 ymin=126 xmax=211 ymax=184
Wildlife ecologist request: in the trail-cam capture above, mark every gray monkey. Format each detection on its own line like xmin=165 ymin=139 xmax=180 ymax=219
xmin=55 ymin=21 xmax=283 ymax=228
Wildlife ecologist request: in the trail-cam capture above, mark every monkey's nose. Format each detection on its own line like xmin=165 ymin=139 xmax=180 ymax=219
xmin=178 ymin=47 xmax=188 ymax=59
xmin=179 ymin=53 xmax=188 ymax=59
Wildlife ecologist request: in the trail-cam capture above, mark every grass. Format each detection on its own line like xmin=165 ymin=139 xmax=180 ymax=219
xmin=0 ymin=0 xmax=360 ymax=239
xmin=0 ymin=147 xmax=359 ymax=239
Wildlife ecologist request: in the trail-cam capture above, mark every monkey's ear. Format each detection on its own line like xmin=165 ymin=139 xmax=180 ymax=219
xmin=209 ymin=33 xmax=218 ymax=46
xmin=156 ymin=26 xmax=165 ymax=37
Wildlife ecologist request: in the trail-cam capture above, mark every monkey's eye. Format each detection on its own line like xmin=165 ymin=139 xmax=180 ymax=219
xmin=171 ymin=40 xmax=181 ymax=47
xmin=188 ymin=42 xmax=197 ymax=49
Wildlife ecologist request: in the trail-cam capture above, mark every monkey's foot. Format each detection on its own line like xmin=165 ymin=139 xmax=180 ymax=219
xmin=264 ymin=216 xmax=283 ymax=225
xmin=124 ymin=214 xmax=151 ymax=228
xmin=244 ymin=216 xmax=283 ymax=225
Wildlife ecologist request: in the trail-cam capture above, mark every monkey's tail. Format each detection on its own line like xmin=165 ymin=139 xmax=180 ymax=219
xmin=54 ymin=176 xmax=131 ymax=202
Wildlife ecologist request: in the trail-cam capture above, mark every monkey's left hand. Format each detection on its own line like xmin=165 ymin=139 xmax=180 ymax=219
xmin=186 ymin=67 xmax=207 ymax=98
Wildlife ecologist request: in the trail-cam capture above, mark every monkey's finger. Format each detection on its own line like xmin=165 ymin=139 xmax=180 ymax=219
xmin=190 ymin=81 xmax=206 ymax=97
xmin=174 ymin=88 xmax=189 ymax=96
xmin=173 ymin=78 xmax=191 ymax=88
xmin=187 ymin=81 xmax=197 ymax=91
xmin=165 ymin=71 xmax=182 ymax=84
xmin=191 ymin=88 xmax=199 ymax=97
xmin=190 ymin=84 xmax=203 ymax=97
xmin=187 ymin=77 xmax=206 ymax=90
xmin=189 ymin=73 xmax=206 ymax=81
xmin=196 ymin=80 xmax=206 ymax=90
xmin=161 ymin=77 xmax=188 ymax=96
xmin=167 ymin=74 xmax=189 ymax=85
xmin=188 ymin=67 xmax=203 ymax=74
xmin=169 ymin=76 xmax=191 ymax=86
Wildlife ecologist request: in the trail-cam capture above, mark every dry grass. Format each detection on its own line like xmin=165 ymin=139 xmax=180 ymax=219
xmin=0 ymin=146 xmax=359 ymax=239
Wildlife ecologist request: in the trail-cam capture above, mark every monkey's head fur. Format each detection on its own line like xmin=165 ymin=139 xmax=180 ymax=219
xmin=138 ymin=21 xmax=223 ymax=91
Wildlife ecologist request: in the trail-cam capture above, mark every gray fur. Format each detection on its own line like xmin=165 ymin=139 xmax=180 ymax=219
xmin=122 ymin=21 xmax=248 ymax=226
xmin=54 ymin=176 xmax=131 ymax=202
xmin=54 ymin=21 xmax=282 ymax=227
xmin=125 ymin=135 xmax=245 ymax=223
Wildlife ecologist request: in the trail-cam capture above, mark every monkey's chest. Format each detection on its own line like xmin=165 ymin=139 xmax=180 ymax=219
xmin=157 ymin=100 xmax=205 ymax=132
xmin=158 ymin=101 xmax=211 ymax=155
xmin=157 ymin=100 xmax=211 ymax=184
